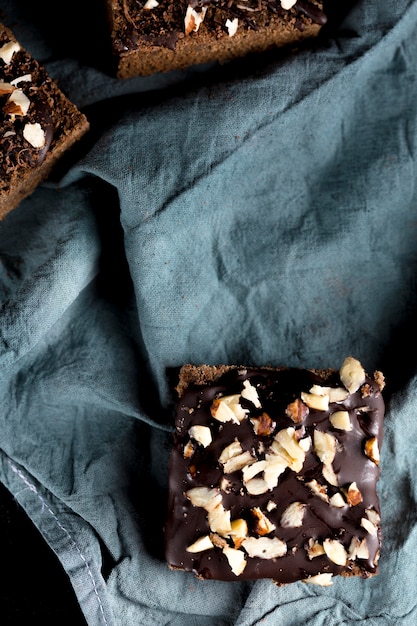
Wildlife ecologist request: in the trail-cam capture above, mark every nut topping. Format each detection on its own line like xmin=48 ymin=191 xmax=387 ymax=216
xmin=223 ymin=546 xmax=247 ymax=576
xmin=306 ymin=539 xmax=325 ymax=559
xmin=251 ymin=507 xmax=276 ymax=535
xmin=241 ymin=379 xmax=261 ymax=408
xmin=348 ymin=536 xmax=369 ymax=560
xmin=208 ymin=503 xmax=232 ymax=535
xmin=250 ymin=412 xmax=275 ymax=436
xmin=361 ymin=516 xmax=378 ymax=536
xmin=225 ymin=18 xmax=239 ymax=37
xmin=323 ymin=538 xmax=347 ymax=566
xmin=242 ymin=536 xmax=287 ymax=559
xmin=167 ymin=359 xmax=385 ymax=583
xmin=330 ymin=410 xmax=352 ymax=431
xmin=344 ymin=481 xmax=363 ymax=506
xmin=302 ymin=573 xmax=333 ymax=586
xmin=0 ymin=40 xmax=20 ymax=65
xmin=186 ymin=486 xmax=222 ymax=511
xmin=184 ymin=5 xmax=207 ymax=34
xmin=280 ymin=502 xmax=306 ymax=528
xmin=322 ymin=462 xmax=338 ymax=486
xmin=301 ymin=389 xmax=329 ymax=411
xmin=285 ymin=398 xmax=309 ymax=423
xmin=223 ymin=450 xmax=254 ymax=474
xmin=211 ymin=394 xmax=247 ymax=423
xmin=186 ymin=535 xmax=214 ymax=553
xmin=229 ymin=518 xmax=248 ymax=548
xmin=364 ymin=437 xmax=380 ymax=465
xmin=313 ymin=430 xmax=337 ymax=465
xmin=189 ymin=424 xmax=212 ymax=448
xmin=273 ymin=427 xmax=305 ymax=472
xmin=340 ymin=356 xmax=366 ymax=393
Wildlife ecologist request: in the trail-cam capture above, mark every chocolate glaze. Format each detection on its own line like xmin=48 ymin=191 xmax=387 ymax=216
xmin=165 ymin=365 xmax=384 ymax=583
xmin=0 ymin=37 xmax=55 ymax=185
xmin=117 ymin=0 xmax=327 ymax=51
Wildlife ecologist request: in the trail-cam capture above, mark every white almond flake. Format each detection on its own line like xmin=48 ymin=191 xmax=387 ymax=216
xmin=328 ymin=387 xmax=349 ymax=402
xmin=365 ymin=508 xmax=381 ymax=526
xmin=242 ymin=460 xmax=267 ymax=483
xmin=189 ymin=425 xmax=212 ymax=448
xmin=281 ymin=0 xmax=297 ymax=10
xmin=302 ymin=573 xmax=333 ymax=586
xmin=3 ymin=130 xmax=16 ymax=137
xmin=143 ymin=0 xmax=159 ymax=7
xmin=184 ymin=5 xmax=207 ymax=35
xmin=301 ymin=390 xmax=329 ymax=411
xmin=298 ymin=436 xmax=311 ymax=452
xmin=186 ymin=486 xmax=222 ymax=511
xmin=348 ymin=536 xmax=369 ymax=561
xmin=0 ymin=41 xmax=20 ymax=65
xmin=223 ymin=546 xmax=247 ymax=576
xmin=266 ymin=500 xmax=277 ymax=512
xmin=10 ymin=74 xmax=32 ymax=86
xmin=223 ymin=450 xmax=254 ymax=474
xmin=274 ymin=427 xmax=305 ymax=472
xmin=322 ymin=462 xmax=338 ymax=486
xmin=323 ymin=538 xmax=347 ymax=566
xmin=241 ymin=379 xmax=261 ymax=408
xmin=211 ymin=394 xmax=247 ymax=423
xmin=220 ymin=476 xmax=231 ymax=493
xmin=306 ymin=539 xmax=325 ymax=559
xmin=245 ymin=477 xmax=269 ymax=495
xmin=263 ymin=456 xmax=288 ymax=489
xmin=345 ymin=481 xmax=363 ymax=506
xmin=306 ymin=479 xmax=329 ymax=503
xmin=186 ymin=534 xmax=214 ymax=553
xmin=9 ymin=89 xmax=30 ymax=116
xmin=219 ymin=440 xmax=242 ymax=464
xmin=330 ymin=410 xmax=352 ymax=431
xmin=309 ymin=385 xmax=329 ymax=396
xmin=226 ymin=18 xmax=239 ymax=37
xmin=361 ymin=517 xmax=378 ymax=536
xmin=251 ymin=507 xmax=276 ymax=535
xmin=313 ymin=430 xmax=337 ymax=465
xmin=208 ymin=503 xmax=232 ymax=535
xmin=23 ymin=122 xmax=46 ymax=148
xmin=229 ymin=518 xmax=248 ymax=547
xmin=356 ymin=538 xmax=370 ymax=560
xmin=329 ymin=492 xmax=346 ymax=508
xmin=242 ymin=536 xmax=287 ymax=559
xmin=340 ymin=356 xmax=366 ymax=393
xmin=183 ymin=440 xmax=195 ymax=459
xmin=280 ymin=501 xmax=306 ymax=528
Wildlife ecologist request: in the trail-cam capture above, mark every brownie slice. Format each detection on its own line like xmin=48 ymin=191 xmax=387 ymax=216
xmin=0 ymin=23 xmax=89 ymax=220
xmin=105 ymin=0 xmax=328 ymax=79
xmin=165 ymin=357 xmax=385 ymax=586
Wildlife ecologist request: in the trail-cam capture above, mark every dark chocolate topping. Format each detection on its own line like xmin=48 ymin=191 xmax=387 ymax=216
xmin=1 ymin=33 xmax=55 ymax=189
xmin=116 ymin=0 xmax=327 ymax=51
xmin=165 ymin=363 xmax=384 ymax=584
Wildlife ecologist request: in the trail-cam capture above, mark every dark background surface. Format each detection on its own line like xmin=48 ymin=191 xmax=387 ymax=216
xmin=0 ymin=482 xmax=87 ymax=625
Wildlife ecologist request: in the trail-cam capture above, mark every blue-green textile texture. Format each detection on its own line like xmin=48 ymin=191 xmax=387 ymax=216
xmin=1 ymin=1 xmax=417 ymax=624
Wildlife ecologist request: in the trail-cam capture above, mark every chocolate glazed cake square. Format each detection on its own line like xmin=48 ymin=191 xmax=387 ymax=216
xmin=0 ymin=23 xmax=89 ymax=219
xmin=165 ymin=357 xmax=385 ymax=586
xmin=105 ymin=0 xmax=328 ymax=78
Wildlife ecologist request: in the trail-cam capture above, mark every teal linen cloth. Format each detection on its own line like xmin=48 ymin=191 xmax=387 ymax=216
xmin=1 ymin=1 xmax=417 ymax=623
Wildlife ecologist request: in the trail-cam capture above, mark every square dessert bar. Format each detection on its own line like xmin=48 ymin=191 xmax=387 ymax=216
xmin=105 ymin=0 xmax=328 ymax=79
xmin=165 ymin=357 xmax=385 ymax=586
xmin=0 ymin=23 xmax=89 ymax=219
